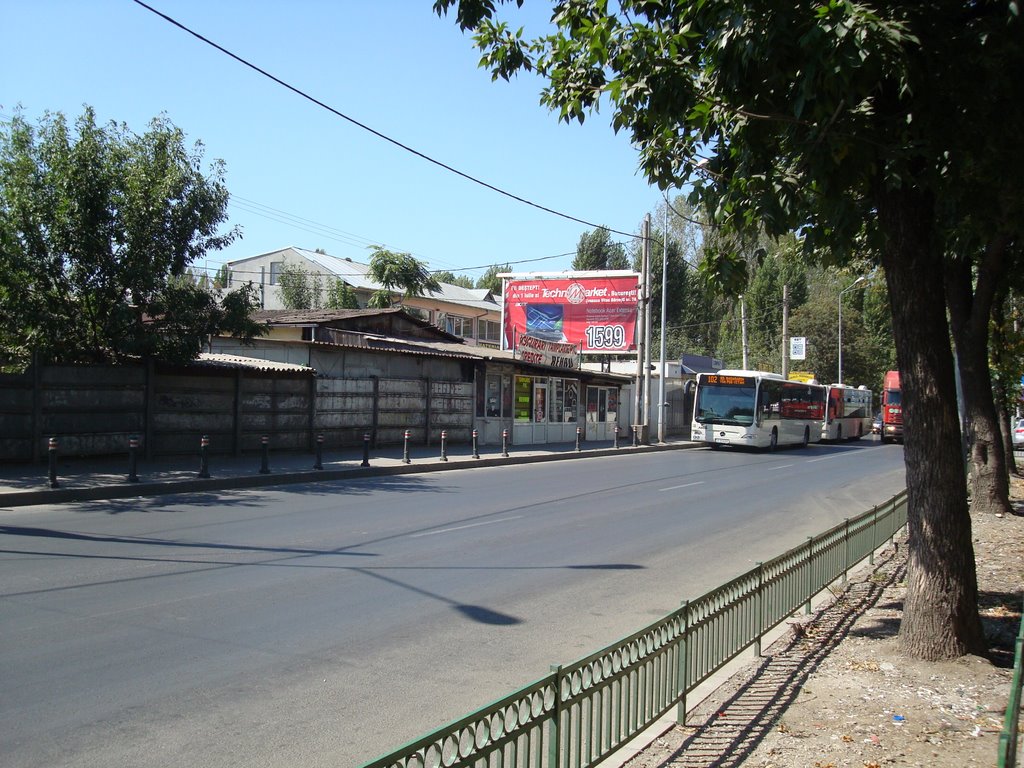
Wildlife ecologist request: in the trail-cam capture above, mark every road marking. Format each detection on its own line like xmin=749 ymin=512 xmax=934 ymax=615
xmin=772 ymin=464 xmax=794 ymax=470
xmin=660 ymin=481 xmax=705 ymax=492
xmin=807 ymin=454 xmax=842 ymax=463
xmin=410 ymin=516 xmax=523 ymax=538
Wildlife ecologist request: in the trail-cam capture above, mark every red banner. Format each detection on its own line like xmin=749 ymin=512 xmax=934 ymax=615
xmin=503 ymin=276 xmax=640 ymax=353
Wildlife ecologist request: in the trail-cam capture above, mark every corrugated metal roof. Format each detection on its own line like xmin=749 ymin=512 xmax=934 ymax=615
xmin=293 ymin=248 xmax=500 ymax=311
xmin=196 ymin=353 xmax=314 ymax=373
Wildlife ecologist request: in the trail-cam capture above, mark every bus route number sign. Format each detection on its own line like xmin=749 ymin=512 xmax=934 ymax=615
xmin=707 ymin=374 xmax=751 ymax=386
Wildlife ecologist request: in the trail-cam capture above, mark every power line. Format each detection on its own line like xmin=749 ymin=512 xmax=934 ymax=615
xmin=131 ymin=0 xmax=642 ymax=241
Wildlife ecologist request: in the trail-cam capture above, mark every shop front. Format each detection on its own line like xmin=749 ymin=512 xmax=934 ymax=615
xmin=474 ymin=360 xmax=627 ymax=447
xmin=585 ymin=385 xmax=620 ymax=441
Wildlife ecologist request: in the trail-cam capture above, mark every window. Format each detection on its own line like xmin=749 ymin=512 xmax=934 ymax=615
xmin=549 ymin=379 xmax=579 ymax=422
xmin=514 ymin=376 xmax=533 ymax=421
xmin=477 ymin=373 xmax=507 ymax=418
xmin=446 ymin=315 xmax=474 ymax=338
xmin=479 ymin=319 xmax=501 ymax=342
xmin=269 ymin=261 xmax=284 ymax=285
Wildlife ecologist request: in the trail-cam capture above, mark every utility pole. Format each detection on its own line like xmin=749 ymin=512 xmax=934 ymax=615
xmin=658 ymin=204 xmax=669 ymax=443
xmin=740 ymin=295 xmax=749 ymax=370
xmin=643 ymin=214 xmax=653 ymax=444
xmin=634 ymin=216 xmax=649 ymax=440
xmin=781 ymin=284 xmax=790 ymax=378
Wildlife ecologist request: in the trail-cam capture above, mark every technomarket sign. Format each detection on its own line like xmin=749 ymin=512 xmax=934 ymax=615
xmin=503 ymin=275 xmax=640 ymax=353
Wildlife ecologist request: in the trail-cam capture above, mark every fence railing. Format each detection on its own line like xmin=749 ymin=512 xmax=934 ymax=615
xmin=359 ymin=490 xmax=909 ymax=768
xmin=998 ymin=598 xmax=1024 ymax=768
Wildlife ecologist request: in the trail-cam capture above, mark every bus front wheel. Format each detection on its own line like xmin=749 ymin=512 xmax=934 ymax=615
xmin=802 ymin=427 xmax=810 ymax=448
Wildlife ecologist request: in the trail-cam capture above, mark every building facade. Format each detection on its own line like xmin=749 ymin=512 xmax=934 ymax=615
xmin=226 ymin=247 xmax=503 ymax=348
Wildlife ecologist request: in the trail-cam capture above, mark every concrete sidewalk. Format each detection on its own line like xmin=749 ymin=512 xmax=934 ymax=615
xmin=0 ymin=436 xmax=699 ymax=508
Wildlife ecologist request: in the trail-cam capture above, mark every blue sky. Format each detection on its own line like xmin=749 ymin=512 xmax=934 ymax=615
xmin=2 ymin=1 xmax=662 ymax=283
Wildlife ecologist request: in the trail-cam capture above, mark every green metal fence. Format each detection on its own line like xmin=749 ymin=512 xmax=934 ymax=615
xmin=359 ymin=490 xmax=908 ymax=768
xmin=998 ymin=599 xmax=1024 ymax=768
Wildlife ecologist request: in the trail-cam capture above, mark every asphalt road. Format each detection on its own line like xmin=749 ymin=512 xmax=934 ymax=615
xmin=0 ymin=439 xmax=906 ymax=768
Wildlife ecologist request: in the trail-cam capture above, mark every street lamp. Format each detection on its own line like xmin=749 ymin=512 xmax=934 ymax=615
xmin=838 ymin=275 xmax=868 ymax=385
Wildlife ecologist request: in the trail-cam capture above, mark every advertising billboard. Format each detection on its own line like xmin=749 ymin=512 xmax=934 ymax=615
xmin=503 ymin=276 xmax=640 ymax=353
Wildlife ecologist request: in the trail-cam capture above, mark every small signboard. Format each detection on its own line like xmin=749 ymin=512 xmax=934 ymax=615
xmin=790 ymin=336 xmax=807 ymax=360
xmin=516 ymin=334 xmax=580 ymax=370
xmin=788 ymin=371 xmax=816 ymax=383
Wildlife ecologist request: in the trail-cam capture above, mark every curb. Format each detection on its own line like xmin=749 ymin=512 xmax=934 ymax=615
xmin=0 ymin=441 xmax=700 ymax=508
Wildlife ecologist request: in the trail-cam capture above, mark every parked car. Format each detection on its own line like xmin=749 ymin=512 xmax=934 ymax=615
xmin=1013 ymin=418 xmax=1024 ymax=447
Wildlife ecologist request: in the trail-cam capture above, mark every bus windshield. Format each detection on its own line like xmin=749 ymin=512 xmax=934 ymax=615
xmin=694 ymin=383 xmax=756 ymax=426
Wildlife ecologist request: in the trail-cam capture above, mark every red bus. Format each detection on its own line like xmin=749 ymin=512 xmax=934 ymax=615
xmin=822 ymin=384 xmax=873 ymax=441
xmin=881 ymin=370 xmax=903 ymax=443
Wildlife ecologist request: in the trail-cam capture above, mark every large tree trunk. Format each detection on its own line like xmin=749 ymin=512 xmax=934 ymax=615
xmin=877 ymin=185 xmax=986 ymax=661
xmin=945 ymin=247 xmax=1012 ymax=515
xmin=989 ymin=289 xmax=1019 ymax=476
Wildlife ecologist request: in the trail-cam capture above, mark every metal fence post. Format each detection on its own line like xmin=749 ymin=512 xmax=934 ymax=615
xmin=259 ymin=435 xmax=270 ymax=474
xmin=440 ymin=430 xmax=448 ymax=462
xmin=502 ymin=428 xmax=509 ymax=458
xmin=128 ymin=436 xmax=140 ymax=483
xmin=361 ymin=433 xmax=371 ymax=467
xmin=313 ymin=434 xmax=324 ymax=470
xmin=47 ymin=437 xmax=59 ymax=489
xmin=548 ymin=665 xmax=563 ymax=768
xmin=575 ymin=426 xmax=582 ymax=452
xmin=198 ymin=435 xmax=210 ymax=479
xmin=870 ymin=505 xmax=878 ymax=565
xmin=843 ymin=518 xmax=850 ymax=584
xmin=403 ymin=429 xmax=411 ymax=464
xmin=613 ymin=425 xmax=620 ymax=449
xmin=471 ymin=429 xmax=479 ymax=459
xmin=805 ymin=537 xmax=814 ymax=614
xmin=676 ymin=600 xmax=690 ymax=725
xmin=754 ymin=563 xmax=764 ymax=657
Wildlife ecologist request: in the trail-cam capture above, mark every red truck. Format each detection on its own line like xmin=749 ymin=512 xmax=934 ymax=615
xmin=881 ymin=370 xmax=903 ymax=443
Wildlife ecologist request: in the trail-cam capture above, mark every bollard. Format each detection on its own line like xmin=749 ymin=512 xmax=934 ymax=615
xmin=632 ymin=424 xmax=639 ymax=447
xmin=361 ymin=432 xmax=371 ymax=467
xmin=198 ymin=435 xmax=211 ymax=478
xmin=502 ymin=428 xmax=509 ymax=458
xmin=313 ymin=433 xmax=324 ymax=470
xmin=403 ymin=429 xmax=411 ymax=464
xmin=472 ymin=429 xmax=480 ymax=459
xmin=575 ymin=426 xmax=582 ymax=452
xmin=128 ymin=436 xmax=140 ymax=483
xmin=47 ymin=437 xmax=59 ymax=489
xmin=613 ymin=425 xmax=620 ymax=449
xmin=440 ymin=430 xmax=448 ymax=461
xmin=259 ymin=435 xmax=271 ymax=474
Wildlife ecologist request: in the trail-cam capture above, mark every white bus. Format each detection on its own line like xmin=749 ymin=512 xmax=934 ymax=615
xmin=821 ymin=384 xmax=873 ymax=441
xmin=690 ymin=370 xmax=826 ymax=450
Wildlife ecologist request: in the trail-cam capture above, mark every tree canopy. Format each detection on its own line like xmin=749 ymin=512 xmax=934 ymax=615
xmin=475 ymin=263 xmax=511 ymax=294
xmin=436 ymin=0 xmax=1023 ymax=660
xmin=0 ymin=107 xmax=263 ymax=368
xmin=366 ymin=246 xmax=442 ymax=308
xmin=573 ymin=228 xmax=629 ymax=271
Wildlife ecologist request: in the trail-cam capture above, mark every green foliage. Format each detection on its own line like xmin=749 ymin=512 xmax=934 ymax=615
xmin=573 ymin=228 xmax=629 ymax=271
xmin=0 ymin=107 xmax=262 ymax=367
xmin=475 ymin=263 xmax=511 ymax=294
xmin=367 ymin=246 xmax=441 ymax=306
xmin=212 ymin=264 xmax=230 ymax=291
xmin=325 ymin=279 xmax=360 ymax=309
xmin=277 ymin=263 xmax=323 ymax=310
